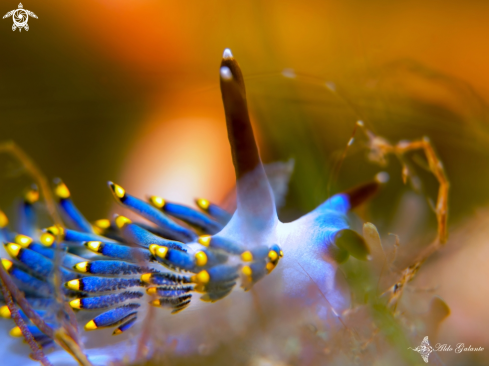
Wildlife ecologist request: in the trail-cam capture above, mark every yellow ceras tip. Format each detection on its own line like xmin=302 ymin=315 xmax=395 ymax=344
xmin=241 ymin=251 xmax=253 ymax=262
xmin=268 ymin=250 xmax=278 ymax=262
xmin=65 ymin=279 xmax=80 ymax=291
xmin=24 ymin=188 xmax=39 ymax=204
xmin=191 ymin=270 xmax=210 ymax=285
xmin=198 ymin=235 xmax=211 ymax=247
xmin=148 ymin=244 xmax=158 ymax=256
xmin=54 ymin=180 xmax=70 ymax=199
xmin=0 ymin=305 xmax=11 ymax=318
xmin=149 ymin=299 xmax=161 ymax=307
xmin=85 ymin=241 xmax=102 ymax=253
xmin=1 ymin=259 xmax=13 ymax=271
xmin=109 ymin=182 xmax=126 ymax=199
xmin=92 ymin=219 xmax=110 ymax=235
xmin=10 ymin=326 xmax=23 ymax=337
xmin=195 ymin=198 xmax=210 ymax=210
xmin=0 ymin=210 xmax=8 ymax=228
xmin=14 ymin=234 xmax=33 ymax=248
xmin=140 ymin=273 xmax=152 ymax=283
xmin=84 ymin=320 xmax=97 ymax=331
xmin=279 ymin=250 xmax=284 ymax=258
xmin=46 ymin=225 xmax=63 ymax=236
xmin=40 ymin=232 xmax=55 ymax=247
xmin=153 ymin=246 xmax=168 ymax=259
xmin=242 ymin=265 xmax=252 ymax=277
xmin=94 ymin=219 xmax=111 ymax=229
xmin=195 ymin=251 xmax=208 ymax=267
xmin=149 ymin=196 xmax=165 ymax=209
xmin=5 ymin=243 xmax=21 ymax=258
xmin=266 ymin=262 xmax=275 ymax=273
xmin=113 ymin=328 xmax=123 ymax=335
xmin=146 ymin=287 xmax=157 ymax=295
xmin=69 ymin=299 xmax=82 ymax=309
xmin=74 ymin=262 xmax=89 ymax=273
xmin=149 ymin=244 xmax=168 ymax=259
xmin=115 ymin=215 xmax=131 ymax=229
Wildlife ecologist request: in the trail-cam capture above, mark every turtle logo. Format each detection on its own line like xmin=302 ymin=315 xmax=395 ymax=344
xmin=409 ymin=336 xmax=435 ymax=363
xmin=3 ymin=3 xmax=37 ymax=32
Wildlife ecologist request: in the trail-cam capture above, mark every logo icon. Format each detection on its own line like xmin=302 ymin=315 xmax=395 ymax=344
xmin=3 ymin=3 xmax=37 ymax=32
xmin=409 ymin=336 xmax=435 ymax=363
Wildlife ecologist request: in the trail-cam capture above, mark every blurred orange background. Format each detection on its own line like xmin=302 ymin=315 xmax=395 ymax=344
xmin=3 ymin=0 xmax=489 ymax=212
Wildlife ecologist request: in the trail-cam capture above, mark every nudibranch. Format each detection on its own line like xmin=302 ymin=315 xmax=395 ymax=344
xmin=0 ymin=49 xmax=384 ymax=365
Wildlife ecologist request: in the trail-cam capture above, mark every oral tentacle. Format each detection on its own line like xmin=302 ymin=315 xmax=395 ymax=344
xmin=220 ymin=49 xmax=277 ymax=231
